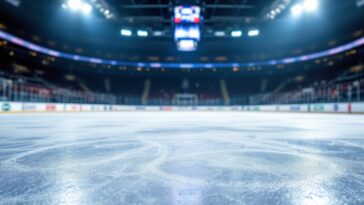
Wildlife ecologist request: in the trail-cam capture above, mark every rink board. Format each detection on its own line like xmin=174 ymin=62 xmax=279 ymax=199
xmin=1 ymin=101 xmax=364 ymax=113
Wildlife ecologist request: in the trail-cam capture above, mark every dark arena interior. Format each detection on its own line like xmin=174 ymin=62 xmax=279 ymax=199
xmin=0 ymin=0 xmax=364 ymax=205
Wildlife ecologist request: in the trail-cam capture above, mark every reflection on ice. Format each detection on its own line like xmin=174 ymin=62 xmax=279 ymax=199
xmin=292 ymin=155 xmax=340 ymax=205
xmin=297 ymin=185 xmax=332 ymax=205
xmin=56 ymin=171 xmax=84 ymax=205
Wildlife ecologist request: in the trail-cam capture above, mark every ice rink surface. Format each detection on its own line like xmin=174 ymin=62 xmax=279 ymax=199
xmin=0 ymin=112 xmax=363 ymax=205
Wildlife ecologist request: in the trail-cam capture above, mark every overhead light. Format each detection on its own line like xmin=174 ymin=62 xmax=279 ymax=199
xmin=65 ymin=0 xmax=114 ymax=19
xmin=81 ymin=3 xmax=92 ymax=14
xmin=231 ymin=30 xmax=242 ymax=37
xmin=264 ymin=1 xmax=291 ymax=20
xmin=303 ymin=0 xmax=318 ymax=11
xmin=121 ymin=29 xmax=132 ymax=36
xmin=291 ymin=4 xmax=304 ymax=16
xmin=153 ymin=31 xmax=163 ymax=36
xmin=214 ymin=31 xmax=226 ymax=37
xmin=137 ymin=30 xmax=148 ymax=37
xmin=67 ymin=0 xmax=82 ymax=10
xmin=64 ymin=0 xmax=93 ymax=15
xmin=248 ymin=29 xmax=260 ymax=37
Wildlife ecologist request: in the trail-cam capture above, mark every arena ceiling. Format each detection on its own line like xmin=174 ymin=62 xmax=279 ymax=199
xmin=0 ymin=0 xmax=363 ymax=60
xmin=2 ymin=0 xmax=362 ymax=39
xmin=10 ymin=0 xmax=282 ymax=38
xmin=103 ymin=0 xmax=274 ymax=27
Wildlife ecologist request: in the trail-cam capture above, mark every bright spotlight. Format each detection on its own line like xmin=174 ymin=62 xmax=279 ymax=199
xmin=67 ymin=0 xmax=82 ymax=10
xmin=231 ymin=30 xmax=242 ymax=37
xmin=248 ymin=29 xmax=260 ymax=37
xmin=137 ymin=30 xmax=148 ymax=37
xmin=291 ymin=4 xmax=304 ymax=16
xmin=81 ymin=3 xmax=92 ymax=14
xmin=121 ymin=29 xmax=132 ymax=36
xmin=303 ymin=0 xmax=318 ymax=11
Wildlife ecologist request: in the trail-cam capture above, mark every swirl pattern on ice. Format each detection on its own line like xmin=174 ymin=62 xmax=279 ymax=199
xmin=0 ymin=112 xmax=363 ymax=205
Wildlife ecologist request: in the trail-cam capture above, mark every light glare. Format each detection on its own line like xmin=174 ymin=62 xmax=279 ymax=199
xmin=67 ymin=0 xmax=82 ymax=10
xmin=121 ymin=29 xmax=132 ymax=36
xmin=291 ymin=4 xmax=304 ymax=15
xmin=137 ymin=30 xmax=148 ymax=37
xmin=304 ymin=0 xmax=318 ymax=11
xmin=231 ymin=31 xmax=242 ymax=37
xmin=248 ymin=29 xmax=260 ymax=37
xmin=81 ymin=3 xmax=92 ymax=14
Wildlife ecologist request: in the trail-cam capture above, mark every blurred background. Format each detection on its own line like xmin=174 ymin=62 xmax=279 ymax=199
xmin=0 ymin=0 xmax=363 ymax=106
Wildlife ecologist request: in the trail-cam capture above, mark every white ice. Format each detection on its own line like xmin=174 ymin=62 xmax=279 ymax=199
xmin=0 ymin=112 xmax=363 ymax=205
